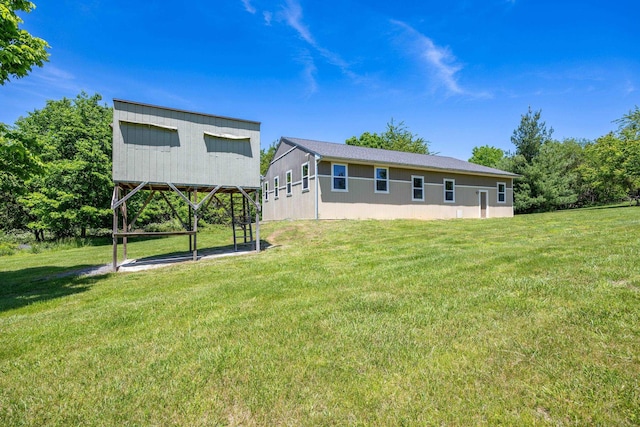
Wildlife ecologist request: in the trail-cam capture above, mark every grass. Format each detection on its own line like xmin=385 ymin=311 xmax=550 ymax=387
xmin=1 ymin=208 xmax=639 ymax=425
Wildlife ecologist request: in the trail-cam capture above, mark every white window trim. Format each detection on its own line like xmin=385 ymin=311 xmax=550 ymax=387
xmin=301 ymin=162 xmax=310 ymax=192
xmin=274 ymin=176 xmax=280 ymax=199
xmin=444 ymin=178 xmax=455 ymax=203
xmin=412 ymin=175 xmax=425 ymax=201
xmin=286 ymin=170 xmax=293 ymax=196
xmin=264 ymin=181 xmax=269 ymax=201
xmin=374 ymin=166 xmax=390 ymax=194
xmin=497 ymin=182 xmax=506 ymax=204
xmin=331 ymin=162 xmax=348 ymax=192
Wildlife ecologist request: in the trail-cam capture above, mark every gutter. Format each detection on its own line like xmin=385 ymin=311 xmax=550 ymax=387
xmin=315 ymin=154 xmax=321 ymax=220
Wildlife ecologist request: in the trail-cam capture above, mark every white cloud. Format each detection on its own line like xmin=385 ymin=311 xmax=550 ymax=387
xmin=281 ymin=0 xmax=315 ymax=45
xmin=391 ymin=20 xmax=464 ymax=95
xmin=263 ymin=11 xmax=272 ymax=25
xmin=241 ymin=0 xmax=256 ymax=14
xmin=297 ymin=50 xmax=318 ymax=96
xmin=390 ymin=20 xmax=490 ymax=98
xmin=239 ymin=0 xmax=359 ymax=92
xmin=280 ymin=0 xmax=357 ymax=81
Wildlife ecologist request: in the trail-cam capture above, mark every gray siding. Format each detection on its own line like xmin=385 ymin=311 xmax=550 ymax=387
xmin=263 ymin=142 xmax=317 ymax=220
xmin=112 ymin=100 xmax=260 ymax=188
xmin=264 ymin=140 xmax=515 ymax=221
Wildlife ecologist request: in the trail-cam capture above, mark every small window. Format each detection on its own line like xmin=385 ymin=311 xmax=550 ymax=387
xmin=332 ymin=163 xmax=348 ymax=192
xmin=444 ymin=179 xmax=455 ymax=203
xmin=375 ymin=167 xmax=389 ymax=193
xmin=286 ymin=170 xmax=292 ymax=196
xmin=264 ymin=181 xmax=269 ymax=201
xmin=412 ymin=176 xmax=424 ymax=201
xmin=301 ymin=162 xmax=309 ymax=191
xmin=497 ymin=182 xmax=506 ymax=203
xmin=274 ymin=176 xmax=279 ymax=199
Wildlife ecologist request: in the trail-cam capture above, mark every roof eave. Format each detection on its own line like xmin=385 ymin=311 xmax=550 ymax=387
xmin=318 ymin=155 xmax=519 ymax=179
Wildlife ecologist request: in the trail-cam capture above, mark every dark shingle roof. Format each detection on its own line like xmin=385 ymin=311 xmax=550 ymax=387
xmin=281 ymin=137 xmax=518 ymax=178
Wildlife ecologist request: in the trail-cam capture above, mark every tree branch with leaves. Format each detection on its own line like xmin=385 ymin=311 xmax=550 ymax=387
xmin=0 ymin=0 xmax=50 ymax=84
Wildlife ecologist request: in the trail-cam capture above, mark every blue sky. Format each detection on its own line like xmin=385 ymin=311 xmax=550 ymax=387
xmin=1 ymin=0 xmax=638 ymax=160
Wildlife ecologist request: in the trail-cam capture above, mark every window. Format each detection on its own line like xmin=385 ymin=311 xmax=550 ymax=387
xmin=301 ymin=162 xmax=309 ymax=191
xmin=444 ymin=179 xmax=455 ymax=203
xmin=497 ymin=182 xmax=506 ymax=203
xmin=264 ymin=181 xmax=269 ymax=201
xmin=375 ymin=167 xmax=389 ymax=193
xmin=412 ymin=176 xmax=424 ymax=201
xmin=274 ymin=176 xmax=279 ymax=199
xmin=286 ymin=170 xmax=292 ymax=196
xmin=332 ymin=163 xmax=348 ymax=191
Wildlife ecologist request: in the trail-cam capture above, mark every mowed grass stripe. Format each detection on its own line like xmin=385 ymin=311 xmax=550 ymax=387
xmin=0 ymin=207 xmax=639 ymax=425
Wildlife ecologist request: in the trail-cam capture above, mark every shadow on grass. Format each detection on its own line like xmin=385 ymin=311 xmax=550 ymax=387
xmin=118 ymin=241 xmax=272 ymax=271
xmin=584 ymin=203 xmax=640 ymax=211
xmin=0 ymin=265 xmax=110 ymax=313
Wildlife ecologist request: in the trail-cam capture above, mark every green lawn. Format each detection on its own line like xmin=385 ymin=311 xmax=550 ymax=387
xmin=1 ymin=208 xmax=639 ymax=425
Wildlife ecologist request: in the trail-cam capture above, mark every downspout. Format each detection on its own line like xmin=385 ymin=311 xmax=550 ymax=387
xmin=314 ymin=154 xmax=321 ymax=220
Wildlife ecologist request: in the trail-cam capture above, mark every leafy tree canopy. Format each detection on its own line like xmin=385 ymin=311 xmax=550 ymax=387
xmin=468 ymin=145 xmax=504 ymax=168
xmin=15 ymin=92 xmax=112 ymax=238
xmin=0 ymin=0 xmax=50 ymax=84
xmin=346 ymin=119 xmax=431 ymax=154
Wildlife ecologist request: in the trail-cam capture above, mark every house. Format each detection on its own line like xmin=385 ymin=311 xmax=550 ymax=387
xmin=262 ymin=137 xmax=518 ymax=221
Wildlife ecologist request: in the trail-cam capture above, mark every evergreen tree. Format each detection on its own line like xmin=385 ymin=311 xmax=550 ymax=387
xmin=511 ymin=107 xmax=553 ymax=164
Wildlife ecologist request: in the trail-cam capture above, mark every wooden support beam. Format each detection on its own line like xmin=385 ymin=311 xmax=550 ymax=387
xmin=159 ymin=192 xmax=190 ymax=231
xmin=112 ymin=186 xmax=119 ymax=271
xmin=128 ymin=190 xmax=156 ymax=231
xmin=255 ymin=190 xmax=260 ymax=253
xmin=111 ymin=181 xmax=148 ymax=210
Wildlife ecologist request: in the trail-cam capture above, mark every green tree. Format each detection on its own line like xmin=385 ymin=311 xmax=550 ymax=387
xmin=0 ymin=0 xmax=50 ymax=84
xmin=511 ymin=107 xmax=553 ymax=164
xmin=580 ymin=134 xmax=625 ymax=204
xmin=16 ymin=92 xmax=112 ymax=238
xmin=468 ymin=145 xmax=504 ymax=168
xmin=578 ymin=108 xmax=640 ymax=204
xmin=0 ymin=123 xmax=41 ymax=231
xmin=529 ymin=139 xmax=584 ymax=211
xmin=260 ymin=140 xmax=278 ymax=176
xmin=347 ymin=119 xmax=431 ymax=154
xmin=616 ymin=107 xmax=640 ymax=192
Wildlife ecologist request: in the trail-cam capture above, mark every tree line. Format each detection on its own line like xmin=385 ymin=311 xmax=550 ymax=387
xmin=469 ymin=106 xmax=640 ymax=213
xmin=2 ymin=92 xmax=638 ymax=241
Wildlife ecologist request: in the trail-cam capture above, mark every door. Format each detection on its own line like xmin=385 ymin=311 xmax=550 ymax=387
xmin=479 ymin=191 xmax=488 ymax=218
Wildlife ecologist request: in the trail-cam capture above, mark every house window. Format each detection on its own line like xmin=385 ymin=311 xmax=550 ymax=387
xmin=264 ymin=181 xmax=268 ymax=201
xmin=375 ymin=167 xmax=389 ymax=193
xmin=332 ymin=163 xmax=348 ymax=191
xmin=412 ymin=176 xmax=424 ymax=201
xmin=497 ymin=182 xmax=506 ymax=203
xmin=301 ymin=162 xmax=309 ymax=191
xmin=444 ymin=179 xmax=455 ymax=203
xmin=286 ymin=170 xmax=292 ymax=196
xmin=274 ymin=176 xmax=279 ymax=199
